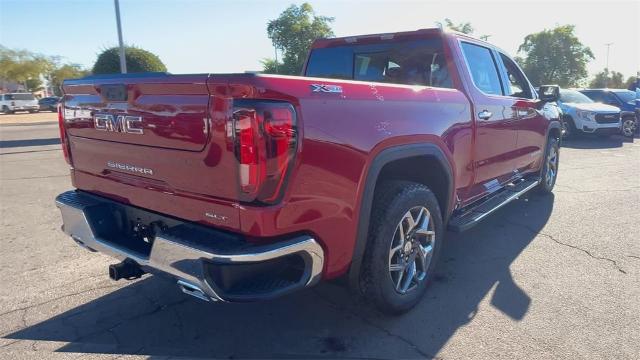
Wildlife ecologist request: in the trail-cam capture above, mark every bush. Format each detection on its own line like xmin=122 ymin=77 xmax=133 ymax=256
xmin=92 ymin=46 xmax=167 ymax=74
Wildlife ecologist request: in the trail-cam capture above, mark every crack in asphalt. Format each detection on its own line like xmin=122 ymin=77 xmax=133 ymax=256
xmin=0 ymin=149 xmax=61 ymax=155
xmin=504 ymin=219 xmax=627 ymax=274
xmin=554 ymin=184 xmax=640 ymax=194
xmin=311 ymin=289 xmax=439 ymax=359
xmin=70 ymin=297 xmax=191 ymax=347
xmin=627 ymin=255 xmax=640 ymax=261
xmin=0 ymin=284 xmax=122 ymax=319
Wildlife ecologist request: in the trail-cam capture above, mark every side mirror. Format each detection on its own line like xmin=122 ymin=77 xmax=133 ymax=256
xmin=538 ymin=85 xmax=560 ymax=102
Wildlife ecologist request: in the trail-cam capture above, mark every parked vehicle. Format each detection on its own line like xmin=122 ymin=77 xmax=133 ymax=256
xmin=579 ymin=89 xmax=637 ymax=137
xmin=0 ymin=93 xmax=39 ymax=114
xmin=55 ymin=29 xmax=561 ymax=314
xmin=557 ymin=89 xmax=621 ymax=138
xmin=38 ymin=96 xmax=61 ymax=112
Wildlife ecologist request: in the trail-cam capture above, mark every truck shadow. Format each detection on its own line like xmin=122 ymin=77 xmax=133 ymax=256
xmin=0 ymin=138 xmax=60 ymax=148
xmin=5 ymin=194 xmax=554 ymax=358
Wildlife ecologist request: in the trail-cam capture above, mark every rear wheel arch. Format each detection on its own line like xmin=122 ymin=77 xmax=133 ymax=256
xmin=347 ymin=143 xmax=454 ymax=293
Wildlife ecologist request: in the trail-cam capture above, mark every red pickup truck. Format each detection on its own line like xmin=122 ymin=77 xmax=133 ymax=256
xmin=56 ymin=28 xmax=561 ymax=313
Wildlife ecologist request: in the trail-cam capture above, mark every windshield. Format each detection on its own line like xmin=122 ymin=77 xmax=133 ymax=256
xmin=612 ymin=90 xmax=636 ymax=103
xmin=559 ymin=90 xmax=593 ymax=104
xmin=4 ymin=93 xmax=36 ymax=101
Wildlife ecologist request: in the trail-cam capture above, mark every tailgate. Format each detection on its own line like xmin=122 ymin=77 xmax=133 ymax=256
xmin=63 ymin=74 xmax=209 ymax=151
xmin=62 ymin=73 xmax=241 ymax=204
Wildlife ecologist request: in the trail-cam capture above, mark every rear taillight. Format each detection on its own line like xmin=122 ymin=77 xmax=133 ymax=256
xmin=232 ymin=100 xmax=297 ymax=204
xmin=58 ymin=104 xmax=72 ymax=165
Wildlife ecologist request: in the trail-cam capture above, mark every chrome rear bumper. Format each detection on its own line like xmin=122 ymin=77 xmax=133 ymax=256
xmin=55 ymin=190 xmax=324 ymax=302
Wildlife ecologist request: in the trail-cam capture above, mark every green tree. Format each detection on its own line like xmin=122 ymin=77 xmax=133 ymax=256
xmin=440 ymin=18 xmax=474 ymax=34
xmin=49 ymin=64 xmax=90 ymax=95
xmin=624 ymin=75 xmax=638 ymax=90
xmin=264 ymin=3 xmax=334 ymax=75
xmin=0 ymin=46 xmax=53 ymax=89
xmin=517 ymin=25 xmax=594 ymax=87
xmin=436 ymin=19 xmax=491 ymax=41
xmin=25 ymin=78 xmax=43 ymax=92
xmin=92 ymin=46 xmax=167 ymax=74
xmin=589 ymin=69 xmax=626 ymax=88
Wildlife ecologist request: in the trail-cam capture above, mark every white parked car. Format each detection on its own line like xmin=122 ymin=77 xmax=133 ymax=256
xmin=0 ymin=93 xmax=40 ymax=114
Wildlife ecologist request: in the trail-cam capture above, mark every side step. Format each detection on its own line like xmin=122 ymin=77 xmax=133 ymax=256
xmin=448 ymin=178 xmax=540 ymax=232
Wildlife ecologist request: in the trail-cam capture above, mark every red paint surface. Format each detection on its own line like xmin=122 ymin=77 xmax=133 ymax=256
xmin=61 ymin=31 xmax=550 ymax=279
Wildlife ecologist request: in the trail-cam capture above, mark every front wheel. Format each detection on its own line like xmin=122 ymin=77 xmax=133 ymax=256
xmin=536 ymin=137 xmax=559 ymax=194
xmin=621 ymin=116 xmax=636 ymax=137
xmin=362 ymin=181 xmax=444 ymax=314
xmin=561 ymin=116 xmax=577 ymax=139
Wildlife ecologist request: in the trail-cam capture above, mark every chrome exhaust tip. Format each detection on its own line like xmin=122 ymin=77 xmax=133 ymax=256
xmin=177 ymin=280 xmax=212 ymax=302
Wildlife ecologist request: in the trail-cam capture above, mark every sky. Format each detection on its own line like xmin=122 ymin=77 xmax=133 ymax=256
xmin=1 ymin=0 xmax=639 ymax=79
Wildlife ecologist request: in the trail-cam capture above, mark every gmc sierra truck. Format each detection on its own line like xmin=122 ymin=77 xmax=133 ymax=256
xmin=56 ymin=28 xmax=561 ymax=314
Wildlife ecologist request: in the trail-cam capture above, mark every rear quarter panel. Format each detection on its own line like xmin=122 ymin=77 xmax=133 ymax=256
xmin=216 ymin=75 xmax=472 ymax=277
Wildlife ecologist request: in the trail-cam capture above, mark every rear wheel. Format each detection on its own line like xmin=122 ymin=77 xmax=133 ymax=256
xmin=2 ymin=106 xmax=13 ymax=114
xmin=536 ymin=137 xmax=559 ymax=194
xmin=362 ymin=181 xmax=443 ymax=314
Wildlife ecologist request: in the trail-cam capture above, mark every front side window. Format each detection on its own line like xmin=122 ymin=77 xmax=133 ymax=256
xmin=305 ymin=39 xmax=453 ymax=88
xmin=460 ymin=42 xmax=503 ymax=96
xmin=581 ymin=91 xmax=603 ymax=102
xmin=499 ymin=53 xmax=532 ymax=99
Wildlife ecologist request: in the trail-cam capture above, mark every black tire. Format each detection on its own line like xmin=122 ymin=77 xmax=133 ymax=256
xmin=2 ymin=106 xmax=12 ymax=114
xmin=536 ymin=137 xmax=559 ymax=194
xmin=561 ymin=116 xmax=577 ymax=139
xmin=361 ymin=181 xmax=444 ymax=314
xmin=621 ymin=115 xmax=636 ymax=138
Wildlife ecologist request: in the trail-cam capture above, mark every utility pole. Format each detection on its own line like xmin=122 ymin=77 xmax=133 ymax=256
xmin=114 ymin=0 xmax=127 ymax=74
xmin=604 ymin=43 xmax=613 ymax=88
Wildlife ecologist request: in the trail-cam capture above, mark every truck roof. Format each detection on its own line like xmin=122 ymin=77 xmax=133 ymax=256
xmin=310 ymin=27 xmax=492 ymax=49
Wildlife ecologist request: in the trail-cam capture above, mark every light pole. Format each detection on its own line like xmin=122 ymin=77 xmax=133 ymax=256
xmin=604 ymin=43 xmax=613 ymax=88
xmin=114 ymin=0 xmax=127 ymax=74
xmin=274 ymin=45 xmax=279 ymax=74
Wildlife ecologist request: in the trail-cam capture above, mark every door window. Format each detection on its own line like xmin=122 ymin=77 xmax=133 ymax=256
xmin=499 ymin=53 xmax=533 ymax=99
xmin=306 ymin=39 xmax=453 ymax=88
xmin=460 ymin=42 xmax=503 ymax=96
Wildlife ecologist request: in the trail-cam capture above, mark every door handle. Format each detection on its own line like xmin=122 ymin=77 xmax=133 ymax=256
xmin=478 ymin=110 xmax=493 ymax=120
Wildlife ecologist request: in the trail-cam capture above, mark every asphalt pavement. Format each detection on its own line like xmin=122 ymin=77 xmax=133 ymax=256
xmin=0 ymin=116 xmax=638 ymax=359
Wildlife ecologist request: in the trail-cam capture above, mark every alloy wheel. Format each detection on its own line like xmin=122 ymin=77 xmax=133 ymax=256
xmin=622 ymin=118 xmax=635 ymax=137
xmin=546 ymin=146 xmax=558 ymax=187
xmin=388 ymin=206 xmax=436 ymax=294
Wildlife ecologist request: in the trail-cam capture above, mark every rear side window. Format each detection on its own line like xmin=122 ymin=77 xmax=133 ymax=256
xmin=304 ymin=46 xmax=353 ymax=80
xmin=4 ymin=93 xmax=36 ymax=100
xmin=305 ymin=39 xmax=453 ymax=88
xmin=460 ymin=42 xmax=503 ymax=96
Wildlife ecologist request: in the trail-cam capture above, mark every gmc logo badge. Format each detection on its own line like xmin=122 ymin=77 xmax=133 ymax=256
xmin=94 ymin=114 xmax=143 ymax=134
